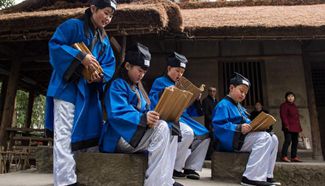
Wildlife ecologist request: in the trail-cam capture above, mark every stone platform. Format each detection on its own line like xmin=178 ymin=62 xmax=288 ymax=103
xmin=211 ymin=152 xmax=325 ymax=186
xmin=75 ymin=152 xmax=148 ymax=186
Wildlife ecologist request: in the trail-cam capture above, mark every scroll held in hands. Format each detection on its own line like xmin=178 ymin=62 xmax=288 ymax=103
xmin=72 ymin=42 xmax=103 ymax=80
xmin=250 ymin=112 xmax=276 ymax=131
xmin=175 ymin=76 xmax=205 ymax=107
xmin=154 ymin=87 xmax=193 ymax=122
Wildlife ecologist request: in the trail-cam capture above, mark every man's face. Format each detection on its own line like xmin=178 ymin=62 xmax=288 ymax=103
xmin=208 ymin=88 xmax=217 ymax=98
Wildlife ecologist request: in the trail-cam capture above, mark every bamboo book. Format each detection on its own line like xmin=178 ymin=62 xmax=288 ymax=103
xmin=72 ymin=42 xmax=103 ymax=80
xmin=175 ymin=76 xmax=205 ymax=107
xmin=154 ymin=86 xmax=193 ymax=121
xmin=250 ymin=112 xmax=276 ymax=131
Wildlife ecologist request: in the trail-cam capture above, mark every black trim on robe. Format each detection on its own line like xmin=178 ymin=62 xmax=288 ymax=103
xmin=71 ymin=137 xmax=99 ymax=151
xmin=129 ymin=113 xmax=148 ymax=148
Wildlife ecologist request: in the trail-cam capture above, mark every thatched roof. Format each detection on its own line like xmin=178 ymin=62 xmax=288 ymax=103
xmin=179 ymin=0 xmax=325 ymax=9
xmin=182 ymin=4 xmax=325 ymax=39
xmin=0 ymin=0 xmax=183 ymax=42
xmin=2 ymin=0 xmax=325 ymax=41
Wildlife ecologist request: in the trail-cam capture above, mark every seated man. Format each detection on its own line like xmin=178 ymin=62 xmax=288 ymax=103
xmin=212 ymin=72 xmax=281 ymax=186
xmin=99 ymin=43 xmax=179 ymax=186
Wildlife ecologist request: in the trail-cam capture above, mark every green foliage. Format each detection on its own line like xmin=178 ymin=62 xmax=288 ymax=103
xmin=0 ymin=81 xmax=46 ymax=129
xmin=15 ymin=90 xmax=29 ymax=128
xmin=15 ymin=90 xmax=46 ymax=129
xmin=31 ymin=94 xmax=46 ymax=129
xmin=0 ymin=0 xmax=15 ymax=9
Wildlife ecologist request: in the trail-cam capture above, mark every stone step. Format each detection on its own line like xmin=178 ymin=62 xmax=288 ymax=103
xmin=211 ymin=152 xmax=325 ymax=186
xmin=277 ymin=149 xmax=314 ymax=160
xmin=75 ymin=152 xmax=148 ymax=186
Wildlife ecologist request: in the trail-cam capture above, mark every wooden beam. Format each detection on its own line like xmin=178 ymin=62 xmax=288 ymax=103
xmin=302 ymin=42 xmax=324 ymax=161
xmin=0 ymin=77 xmax=8 ymax=127
xmin=110 ymin=36 xmax=122 ymax=54
xmin=0 ymin=59 xmax=21 ymax=148
xmin=25 ymin=90 xmax=35 ymax=129
xmin=120 ymin=36 xmax=127 ymax=63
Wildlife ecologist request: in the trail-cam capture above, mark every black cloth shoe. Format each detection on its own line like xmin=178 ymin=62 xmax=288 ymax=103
xmin=184 ymin=169 xmax=200 ymax=180
xmin=267 ymin=178 xmax=281 ymax=185
xmin=173 ymin=170 xmax=186 ymax=178
xmin=241 ymin=176 xmax=275 ymax=186
xmin=173 ymin=181 xmax=184 ymax=186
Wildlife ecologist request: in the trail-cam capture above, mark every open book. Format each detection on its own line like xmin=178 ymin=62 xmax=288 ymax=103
xmin=175 ymin=76 xmax=205 ymax=107
xmin=250 ymin=112 xmax=276 ymax=131
xmin=154 ymin=86 xmax=193 ymax=121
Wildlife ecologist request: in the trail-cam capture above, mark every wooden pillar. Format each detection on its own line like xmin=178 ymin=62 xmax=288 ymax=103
xmin=25 ymin=90 xmax=35 ymax=129
xmin=0 ymin=59 xmax=21 ymax=148
xmin=120 ymin=36 xmax=127 ymax=63
xmin=0 ymin=77 xmax=8 ymax=127
xmin=302 ymin=43 xmax=324 ymax=161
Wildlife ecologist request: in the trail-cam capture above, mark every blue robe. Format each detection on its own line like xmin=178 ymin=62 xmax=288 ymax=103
xmin=149 ymin=76 xmax=209 ymax=139
xmin=212 ymin=96 xmax=251 ymax=152
xmin=45 ymin=18 xmax=116 ymax=150
xmin=100 ymin=78 xmax=149 ymax=152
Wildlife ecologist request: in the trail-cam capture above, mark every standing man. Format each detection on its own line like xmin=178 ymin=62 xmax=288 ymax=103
xmin=45 ymin=0 xmax=117 ymax=185
xmin=202 ymin=86 xmax=218 ymax=160
xmin=202 ymin=86 xmax=218 ymax=131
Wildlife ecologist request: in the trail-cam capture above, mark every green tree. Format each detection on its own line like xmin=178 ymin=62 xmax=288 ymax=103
xmin=15 ymin=90 xmax=46 ymax=129
xmin=15 ymin=90 xmax=29 ymax=128
xmin=0 ymin=0 xmax=15 ymax=9
xmin=31 ymin=94 xmax=46 ymax=129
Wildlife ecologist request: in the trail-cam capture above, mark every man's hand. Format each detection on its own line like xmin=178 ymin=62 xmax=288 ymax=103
xmin=241 ymin=124 xmax=252 ymax=134
xmin=147 ymin=111 xmax=160 ymax=128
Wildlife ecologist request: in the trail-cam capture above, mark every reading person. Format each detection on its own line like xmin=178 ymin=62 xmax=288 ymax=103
xmin=212 ymin=72 xmax=281 ymax=186
xmin=99 ymin=43 xmax=177 ymax=186
xmin=149 ymin=52 xmax=210 ymax=180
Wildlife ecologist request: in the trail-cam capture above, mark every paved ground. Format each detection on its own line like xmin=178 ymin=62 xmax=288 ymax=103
xmin=0 ymin=168 xmax=52 ymax=186
xmin=0 ymin=168 xmax=239 ymax=186
xmin=176 ymin=168 xmax=239 ymax=186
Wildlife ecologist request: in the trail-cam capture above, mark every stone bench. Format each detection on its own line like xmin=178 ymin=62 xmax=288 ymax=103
xmin=75 ymin=152 xmax=148 ymax=186
xmin=211 ymin=151 xmax=325 ymax=186
xmin=35 ymin=146 xmax=53 ymax=173
xmin=211 ymin=151 xmax=249 ymax=182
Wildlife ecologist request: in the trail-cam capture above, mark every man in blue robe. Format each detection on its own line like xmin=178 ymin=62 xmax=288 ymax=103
xmin=100 ymin=43 xmax=179 ymax=186
xmin=45 ymin=0 xmax=117 ymax=185
xmin=212 ymin=72 xmax=280 ymax=186
xmin=149 ymin=52 xmax=210 ymax=180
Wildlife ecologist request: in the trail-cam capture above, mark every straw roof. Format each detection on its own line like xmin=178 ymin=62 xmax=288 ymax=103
xmin=179 ymin=0 xmax=325 ymax=9
xmin=182 ymin=4 xmax=325 ymax=39
xmin=2 ymin=0 xmax=325 ymax=41
xmin=0 ymin=0 xmax=183 ymax=41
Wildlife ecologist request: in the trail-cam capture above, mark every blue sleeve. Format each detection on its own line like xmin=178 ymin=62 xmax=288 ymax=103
xmin=98 ymin=39 xmax=116 ymax=83
xmin=212 ymin=105 xmax=240 ymax=133
xmin=48 ymin=19 xmax=85 ymax=78
xmin=212 ymin=103 xmax=241 ymax=151
xmin=149 ymin=78 xmax=169 ymax=110
xmin=185 ymin=100 xmax=203 ymax=117
xmin=106 ymin=80 xmax=147 ymax=142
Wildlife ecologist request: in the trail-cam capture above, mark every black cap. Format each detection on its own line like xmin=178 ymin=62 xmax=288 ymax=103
xmin=167 ymin=52 xmax=188 ymax=69
xmin=90 ymin=0 xmax=117 ymax=10
xmin=229 ymin=72 xmax=250 ymax=87
xmin=125 ymin=43 xmax=151 ymax=69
